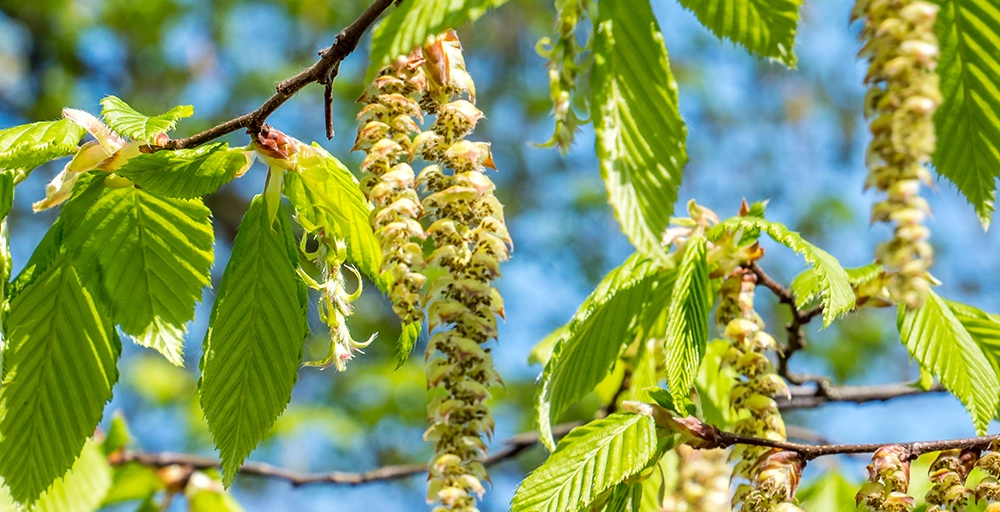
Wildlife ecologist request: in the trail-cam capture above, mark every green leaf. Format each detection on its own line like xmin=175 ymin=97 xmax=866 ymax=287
xmin=0 ymin=119 xmax=85 ymax=173
xmin=796 ymin=471 xmax=860 ymax=511
xmin=367 ymin=0 xmax=509 ymax=81
xmin=592 ymin=0 xmax=688 ymax=260
xmin=711 ymin=217 xmax=854 ymax=326
xmin=0 ymin=256 xmax=120 ymax=504
xmin=604 ymin=481 xmax=643 ymax=512
xmin=898 ymin=290 xmax=1000 ymax=434
xmin=33 ymin=439 xmax=113 ymax=512
xmin=931 ymin=0 xmax=1000 ymax=227
xmin=676 ymin=0 xmax=800 ymax=67
xmin=114 ymin=143 xmax=251 ymax=199
xmin=790 ymin=262 xmax=882 ymax=310
xmin=395 ymin=321 xmax=422 ymax=368
xmin=61 ymin=177 xmax=214 ymax=366
xmin=663 ymin=236 xmax=711 ymax=407
xmin=537 ymin=253 xmax=675 ymax=449
xmin=512 ymin=413 xmax=658 ymax=512
xmin=946 ymin=300 xmax=1000 ymax=378
xmin=284 ymin=144 xmax=385 ymax=290
xmin=695 ymin=340 xmax=740 ymax=428
xmin=199 ymin=194 xmax=309 ymax=486
xmin=100 ymin=96 xmax=194 ymax=143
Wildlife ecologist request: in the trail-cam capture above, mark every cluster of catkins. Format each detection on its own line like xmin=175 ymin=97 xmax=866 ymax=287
xmin=904 ymin=446 xmax=1000 ymax=512
xmin=356 ymin=31 xmax=509 ymax=512
xmin=537 ymin=0 xmax=588 ymax=152
xmin=856 ymin=445 xmax=915 ymax=511
xmin=661 ymin=446 xmax=731 ymax=512
xmin=720 ymin=272 xmax=804 ymax=512
xmin=855 ymin=0 xmax=942 ymax=309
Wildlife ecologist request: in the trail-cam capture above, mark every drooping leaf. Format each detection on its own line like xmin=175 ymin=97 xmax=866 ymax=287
xmin=663 ymin=236 xmax=711 ymax=407
xmin=676 ymin=0 xmax=800 ymax=67
xmin=367 ymin=0 xmax=509 ymax=80
xmin=0 ymin=119 xmax=86 ymax=173
xmin=790 ymin=262 xmax=882 ymax=310
xmin=592 ymin=0 xmax=688 ymax=260
xmin=33 ymin=439 xmax=114 ymax=512
xmin=113 ymin=143 xmax=252 ymax=199
xmin=898 ymin=290 xmax=1000 ymax=434
xmin=931 ymin=0 xmax=1000 ymax=227
xmin=537 ymin=253 xmax=675 ymax=449
xmin=100 ymin=96 xmax=194 ymax=143
xmin=199 ymin=194 xmax=309 ymax=486
xmin=512 ymin=413 xmax=658 ymax=512
xmin=284 ymin=144 xmax=385 ymax=290
xmin=711 ymin=216 xmax=854 ymax=326
xmin=0 ymin=256 xmax=120 ymax=504
xmin=947 ymin=300 xmax=1000 ymax=380
xmin=61 ymin=177 xmax=214 ymax=366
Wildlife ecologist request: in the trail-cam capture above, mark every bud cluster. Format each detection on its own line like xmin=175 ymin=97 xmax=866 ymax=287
xmin=924 ymin=449 xmax=978 ymax=511
xmin=536 ymin=0 xmax=589 ymax=152
xmin=720 ymin=272 xmax=801 ymax=512
xmin=661 ymin=445 xmax=731 ymax=512
xmin=355 ymin=51 xmax=430 ymax=326
xmin=854 ymin=0 xmax=942 ymax=309
xmin=357 ymin=31 xmax=509 ymax=512
xmin=970 ymin=446 xmax=1000 ymax=509
xmin=856 ymin=445 xmax=915 ymax=511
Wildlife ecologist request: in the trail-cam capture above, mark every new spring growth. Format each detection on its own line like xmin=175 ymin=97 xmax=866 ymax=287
xmin=924 ymin=448 xmax=978 ymax=511
xmin=413 ymin=31 xmax=509 ymax=512
xmin=855 ymin=0 xmax=942 ymax=310
xmin=356 ymin=50 xmax=430 ymax=327
xmin=856 ymin=445 xmax=915 ymax=511
xmin=536 ymin=0 xmax=590 ymax=152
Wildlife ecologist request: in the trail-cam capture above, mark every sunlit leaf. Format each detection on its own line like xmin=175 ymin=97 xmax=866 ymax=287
xmin=663 ymin=236 xmax=711 ymax=407
xmin=677 ymin=0 xmax=800 ymax=67
xmin=0 ymin=119 xmax=85 ymax=173
xmin=100 ymin=95 xmax=194 ymax=143
xmin=114 ymin=143 xmax=252 ymax=199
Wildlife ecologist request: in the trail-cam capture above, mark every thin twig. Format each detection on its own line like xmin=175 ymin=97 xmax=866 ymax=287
xmin=778 ymin=381 xmax=946 ymax=410
xmin=151 ymin=0 xmax=396 ymax=151
xmin=749 ymin=263 xmax=825 ymax=383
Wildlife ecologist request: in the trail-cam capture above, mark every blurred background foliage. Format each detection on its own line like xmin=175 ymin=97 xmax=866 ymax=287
xmin=2 ymin=0 xmax=1000 ymax=510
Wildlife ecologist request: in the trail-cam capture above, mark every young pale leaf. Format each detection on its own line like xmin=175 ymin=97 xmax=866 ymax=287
xmin=592 ymin=0 xmax=688 ymax=261
xmin=898 ymin=290 xmax=1000 ymax=434
xmin=199 ymin=194 xmax=309 ymax=486
xmin=790 ymin=262 xmax=882 ymax=310
xmin=512 ymin=413 xmax=658 ymax=512
xmin=537 ymin=253 xmax=675 ymax=449
xmin=0 ymin=256 xmax=120 ymax=505
xmin=99 ymin=96 xmax=194 ymax=143
xmin=61 ymin=177 xmax=214 ymax=366
xmin=931 ymin=0 xmax=1000 ymax=228
xmin=367 ymin=0 xmax=509 ymax=80
xmin=113 ymin=143 xmax=252 ymax=199
xmin=395 ymin=321 xmax=422 ymax=368
xmin=284 ymin=144 xmax=385 ymax=291
xmin=0 ymin=119 xmax=86 ymax=173
xmin=947 ymin=300 xmax=1000 ymax=380
xmin=676 ymin=0 xmax=800 ymax=68
xmin=664 ymin=236 xmax=711 ymax=407
xmin=711 ymin=217 xmax=854 ymax=326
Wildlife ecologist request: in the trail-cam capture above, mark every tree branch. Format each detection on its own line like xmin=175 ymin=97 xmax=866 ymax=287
xmin=152 ymin=0 xmax=396 ymax=151
xmin=115 ymin=422 xmax=580 ymax=487
xmin=778 ymin=381 xmax=946 ymax=410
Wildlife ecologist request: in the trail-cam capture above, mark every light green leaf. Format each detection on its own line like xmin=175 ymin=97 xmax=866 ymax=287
xmin=663 ymin=236 xmax=710 ymax=407
xmin=898 ymin=290 xmax=1000 ymax=434
xmin=395 ymin=321 xmax=422 ymax=368
xmin=537 ymin=253 xmax=675 ymax=449
xmin=946 ymin=299 xmax=1000 ymax=380
xmin=592 ymin=0 xmax=688 ymax=260
xmin=100 ymin=96 xmax=194 ymax=143
xmin=795 ymin=471 xmax=860 ymax=512
xmin=367 ymin=0 xmax=509 ymax=80
xmin=711 ymin=217 xmax=854 ymax=326
xmin=0 ymin=256 xmax=120 ymax=505
xmin=284 ymin=144 xmax=385 ymax=290
xmin=114 ymin=143 xmax=251 ymax=199
xmin=931 ymin=0 xmax=1000 ymax=227
xmin=0 ymin=119 xmax=85 ymax=173
xmin=790 ymin=262 xmax=882 ymax=310
xmin=34 ymin=440 xmax=113 ymax=512
xmin=512 ymin=413 xmax=658 ymax=512
xmin=676 ymin=0 xmax=800 ymax=67
xmin=695 ymin=340 xmax=740 ymax=428
xmin=199 ymin=194 xmax=309 ymax=486
xmin=604 ymin=481 xmax=643 ymax=512
xmin=61 ymin=177 xmax=214 ymax=366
